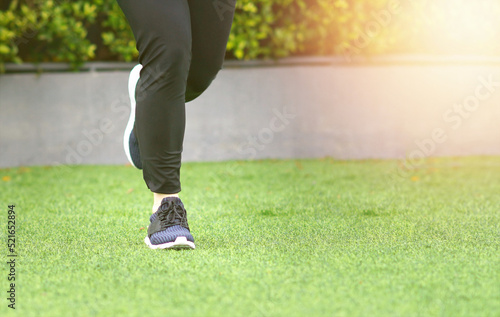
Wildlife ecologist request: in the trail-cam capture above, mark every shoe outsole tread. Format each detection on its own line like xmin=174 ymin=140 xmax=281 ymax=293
xmin=144 ymin=236 xmax=195 ymax=250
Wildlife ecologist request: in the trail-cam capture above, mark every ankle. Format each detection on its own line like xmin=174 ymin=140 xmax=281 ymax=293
xmin=152 ymin=192 xmax=179 ymax=213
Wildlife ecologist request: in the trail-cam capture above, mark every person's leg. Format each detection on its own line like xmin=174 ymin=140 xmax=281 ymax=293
xmin=117 ymin=0 xmax=195 ymax=249
xmin=117 ymin=0 xmax=235 ymax=250
xmin=117 ymin=0 xmax=191 ymax=200
xmin=185 ymin=0 xmax=236 ymax=102
xmin=124 ymin=67 xmax=178 ymax=212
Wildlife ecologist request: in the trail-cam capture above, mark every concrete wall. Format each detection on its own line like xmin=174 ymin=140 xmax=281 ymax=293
xmin=1 ymin=57 xmax=500 ymax=168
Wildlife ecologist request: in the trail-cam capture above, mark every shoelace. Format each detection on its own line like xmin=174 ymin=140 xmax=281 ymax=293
xmin=158 ymin=200 xmax=190 ymax=231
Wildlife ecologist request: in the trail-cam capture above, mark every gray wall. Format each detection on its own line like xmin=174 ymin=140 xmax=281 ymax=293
xmin=1 ymin=57 xmax=500 ymax=168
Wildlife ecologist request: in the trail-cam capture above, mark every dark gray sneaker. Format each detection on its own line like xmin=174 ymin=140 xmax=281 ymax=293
xmin=144 ymin=197 xmax=195 ymax=250
xmin=123 ymin=64 xmax=143 ymax=169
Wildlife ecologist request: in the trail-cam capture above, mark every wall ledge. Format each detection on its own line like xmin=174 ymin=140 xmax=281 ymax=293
xmin=4 ymin=55 xmax=500 ymax=74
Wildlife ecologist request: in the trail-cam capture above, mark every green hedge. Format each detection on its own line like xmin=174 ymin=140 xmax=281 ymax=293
xmin=1 ymin=0 xmax=500 ymax=71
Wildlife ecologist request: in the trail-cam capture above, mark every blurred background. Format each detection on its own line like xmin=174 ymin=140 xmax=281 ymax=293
xmin=1 ymin=0 xmax=500 ymax=167
xmin=2 ymin=0 xmax=500 ymax=65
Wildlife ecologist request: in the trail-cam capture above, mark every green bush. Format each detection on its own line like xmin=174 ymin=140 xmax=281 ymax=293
xmin=0 ymin=0 xmax=117 ymax=70
xmin=1 ymin=0 xmax=500 ymax=71
xmin=0 ymin=0 xmax=96 ymax=70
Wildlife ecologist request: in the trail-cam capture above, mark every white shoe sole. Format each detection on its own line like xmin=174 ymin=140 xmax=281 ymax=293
xmin=123 ymin=64 xmax=143 ymax=168
xmin=144 ymin=236 xmax=196 ymax=250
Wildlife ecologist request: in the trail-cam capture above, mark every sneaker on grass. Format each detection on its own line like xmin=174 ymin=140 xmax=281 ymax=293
xmin=144 ymin=197 xmax=195 ymax=250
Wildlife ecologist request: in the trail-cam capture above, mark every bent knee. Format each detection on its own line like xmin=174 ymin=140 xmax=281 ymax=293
xmin=185 ymin=68 xmax=221 ymax=102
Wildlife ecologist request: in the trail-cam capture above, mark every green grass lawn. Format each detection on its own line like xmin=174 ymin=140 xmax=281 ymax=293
xmin=0 ymin=157 xmax=499 ymax=317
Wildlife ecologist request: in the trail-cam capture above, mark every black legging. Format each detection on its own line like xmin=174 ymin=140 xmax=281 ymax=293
xmin=117 ymin=0 xmax=235 ymax=194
